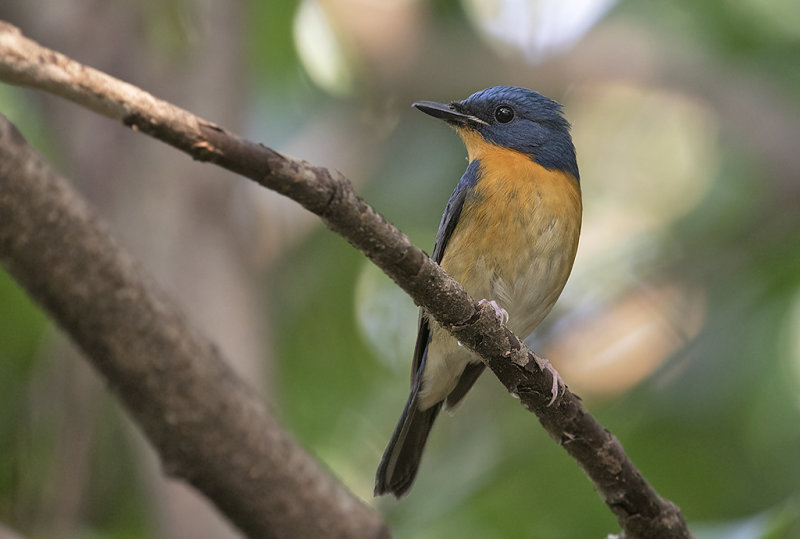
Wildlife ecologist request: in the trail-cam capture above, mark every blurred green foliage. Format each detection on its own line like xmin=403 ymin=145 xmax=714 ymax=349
xmin=2 ymin=0 xmax=800 ymax=537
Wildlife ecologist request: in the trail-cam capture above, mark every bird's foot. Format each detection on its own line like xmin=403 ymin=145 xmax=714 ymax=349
xmin=478 ymin=299 xmax=509 ymax=325
xmin=533 ymin=354 xmax=565 ymax=407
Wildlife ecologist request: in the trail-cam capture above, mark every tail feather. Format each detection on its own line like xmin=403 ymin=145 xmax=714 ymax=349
xmin=374 ymin=389 xmax=441 ymax=497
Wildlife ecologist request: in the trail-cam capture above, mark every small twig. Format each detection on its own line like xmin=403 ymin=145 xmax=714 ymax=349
xmin=0 ymin=21 xmax=691 ymax=538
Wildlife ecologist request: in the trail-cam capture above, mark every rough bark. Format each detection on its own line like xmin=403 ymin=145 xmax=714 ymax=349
xmin=1 ymin=2 xmax=268 ymax=536
xmin=0 ymin=115 xmax=388 ymax=539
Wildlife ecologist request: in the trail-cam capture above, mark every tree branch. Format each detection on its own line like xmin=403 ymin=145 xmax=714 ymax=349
xmin=0 ymin=21 xmax=691 ymax=538
xmin=0 ymin=116 xmax=387 ymax=538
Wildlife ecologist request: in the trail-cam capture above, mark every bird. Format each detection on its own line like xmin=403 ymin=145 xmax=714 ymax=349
xmin=374 ymin=86 xmax=582 ymax=498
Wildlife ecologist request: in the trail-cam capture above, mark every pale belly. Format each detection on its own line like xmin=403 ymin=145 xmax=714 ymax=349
xmin=418 ymin=179 xmax=581 ymax=409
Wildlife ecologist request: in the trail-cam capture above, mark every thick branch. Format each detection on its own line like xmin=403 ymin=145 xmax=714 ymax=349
xmin=0 ymin=117 xmax=388 ymax=538
xmin=0 ymin=21 xmax=690 ymax=538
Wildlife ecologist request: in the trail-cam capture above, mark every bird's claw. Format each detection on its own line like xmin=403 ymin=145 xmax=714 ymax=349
xmin=477 ymin=300 xmax=561 ymax=405
xmin=534 ymin=355 xmax=565 ymax=406
xmin=478 ymin=299 xmax=509 ymax=325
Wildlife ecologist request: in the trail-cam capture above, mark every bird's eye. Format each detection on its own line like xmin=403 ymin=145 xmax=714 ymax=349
xmin=494 ymin=105 xmax=514 ymax=123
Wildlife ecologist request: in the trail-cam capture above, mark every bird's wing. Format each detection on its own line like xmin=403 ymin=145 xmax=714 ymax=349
xmin=410 ymin=160 xmax=481 ymax=382
xmin=431 ymin=159 xmax=480 ymax=263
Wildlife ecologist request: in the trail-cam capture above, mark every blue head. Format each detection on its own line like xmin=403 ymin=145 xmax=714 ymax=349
xmin=414 ymin=86 xmax=579 ymax=181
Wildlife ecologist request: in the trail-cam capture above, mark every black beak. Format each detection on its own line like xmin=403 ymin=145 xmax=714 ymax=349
xmin=412 ymin=101 xmax=486 ymax=126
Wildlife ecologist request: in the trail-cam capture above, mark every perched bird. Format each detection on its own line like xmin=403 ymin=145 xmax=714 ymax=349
xmin=374 ymin=86 xmax=582 ymax=498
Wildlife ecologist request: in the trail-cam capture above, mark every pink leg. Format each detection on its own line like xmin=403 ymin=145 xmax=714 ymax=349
xmin=477 ymin=299 xmax=563 ymax=405
xmin=533 ymin=354 xmax=565 ymax=406
xmin=478 ymin=299 xmax=509 ymax=324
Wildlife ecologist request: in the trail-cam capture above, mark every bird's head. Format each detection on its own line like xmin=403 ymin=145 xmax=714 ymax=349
xmin=413 ymin=86 xmax=579 ymax=181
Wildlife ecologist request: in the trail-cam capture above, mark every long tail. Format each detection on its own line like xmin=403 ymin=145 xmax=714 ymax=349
xmin=374 ymin=387 xmax=441 ymax=498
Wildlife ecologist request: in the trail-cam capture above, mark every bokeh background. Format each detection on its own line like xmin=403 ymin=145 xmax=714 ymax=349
xmin=1 ymin=0 xmax=800 ymax=537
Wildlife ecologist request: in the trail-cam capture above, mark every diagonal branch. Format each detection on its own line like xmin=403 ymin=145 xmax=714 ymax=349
xmin=0 ymin=21 xmax=690 ymax=538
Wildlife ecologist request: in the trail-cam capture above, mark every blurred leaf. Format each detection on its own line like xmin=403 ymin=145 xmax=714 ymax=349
xmin=354 ymin=261 xmax=417 ymax=374
xmin=0 ymin=271 xmax=47 ymax=379
xmin=142 ymin=0 xmax=192 ymax=58
xmin=246 ymin=0 xmax=301 ymax=78
xmin=694 ymin=499 xmax=800 ymax=539
xmin=269 ymin=230 xmax=383 ymax=446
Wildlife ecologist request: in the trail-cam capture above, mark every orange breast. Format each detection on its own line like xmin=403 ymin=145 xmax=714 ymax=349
xmin=440 ymin=136 xmax=582 ymax=337
xmin=419 ymin=133 xmax=582 ymax=408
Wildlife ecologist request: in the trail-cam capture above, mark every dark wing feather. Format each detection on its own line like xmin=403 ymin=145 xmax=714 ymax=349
xmin=445 ymin=362 xmax=486 ymax=409
xmin=375 ymin=161 xmax=483 ymax=497
xmin=410 ymin=160 xmax=481 ymax=379
xmin=431 ymin=159 xmax=480 ymax=263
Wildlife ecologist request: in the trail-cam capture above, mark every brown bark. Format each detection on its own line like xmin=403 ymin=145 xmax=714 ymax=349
xmin=1 ymin=2 xmax=270 ymax=536
xmin=0 ymin=115 xmax=388 ymax=539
